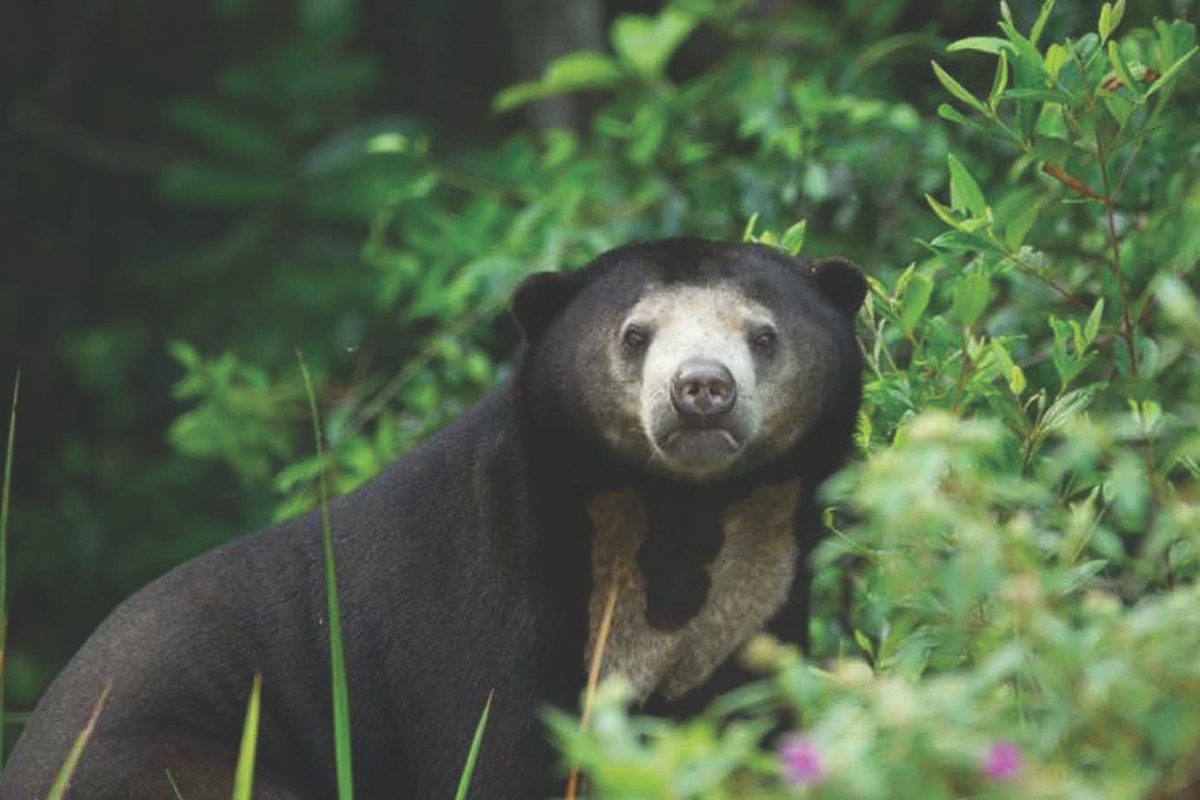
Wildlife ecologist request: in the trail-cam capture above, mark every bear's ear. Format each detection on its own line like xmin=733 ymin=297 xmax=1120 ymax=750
xmin=809 ymin=256 xmax=867 ymax=317
xmin=510 ymin=271 xmax=578 ymax=341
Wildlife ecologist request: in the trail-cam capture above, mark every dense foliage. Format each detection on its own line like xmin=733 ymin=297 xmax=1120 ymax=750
xmin=4 ymin=0 xmax=1200 ymax=795
xmin=540 ymin=3 xmax=1200 ymax=798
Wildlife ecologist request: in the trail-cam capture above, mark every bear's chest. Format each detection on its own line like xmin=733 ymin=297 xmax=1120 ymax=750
xmin=585 ymin=481 xmax=800 ymax=702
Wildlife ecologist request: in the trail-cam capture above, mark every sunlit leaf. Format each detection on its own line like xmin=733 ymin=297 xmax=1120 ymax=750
xmin=611 ymin=8 xmax=697 ymax=78
xmin=899 ymin=273 xmax=933 ymax=336
xmin=947 ymin=154 xmax=987 ymax=216
xmin=931 ymin=61 xmax=987 ymax=113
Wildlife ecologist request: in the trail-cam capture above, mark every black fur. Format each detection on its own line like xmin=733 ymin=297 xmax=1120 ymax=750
xmin=1 ymin=237 xmax=864 ymax=799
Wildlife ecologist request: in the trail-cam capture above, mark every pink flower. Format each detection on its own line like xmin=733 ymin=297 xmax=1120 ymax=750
xmin=778 ymin=735 xmax=826 ymax=786
xmin=982 ymin=741 xmax=1024 ymax=782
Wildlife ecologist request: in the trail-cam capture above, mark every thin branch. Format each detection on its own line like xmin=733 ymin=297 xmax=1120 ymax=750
xmin=1000 ymin=252 xmax=1090 ymax=312
xmin=1097 ymin=151 xmax=1139 ymax=378
xmin=1041 ymin=163 xmax=1109 ymax=202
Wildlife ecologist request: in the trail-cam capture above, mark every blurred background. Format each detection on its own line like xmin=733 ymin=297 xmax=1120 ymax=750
xmin=0 ymin=0 xmax=1192 ymax=730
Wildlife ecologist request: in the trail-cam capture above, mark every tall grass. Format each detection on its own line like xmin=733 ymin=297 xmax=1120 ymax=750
xmin=1 ymin=372 xmax=20 ymax=761
xmin=1 ymin=374 xmax=114 ymax=795
xmin=12 ymin=360 xmax=501 ymax=796
xmin=453 ymin=692 xmax=493 ymax=800
xmin=44 ymin=683 xmax=110 ymax=800
xmin=231 ymin=673 xmax=263 ymax=800
xmin=296 ymin=351 xmax=355 ymax=799
xmin=298 ymin=354 xmax=495 ymax=799
xmin=565 ymin=583 xmax=618 ymax=800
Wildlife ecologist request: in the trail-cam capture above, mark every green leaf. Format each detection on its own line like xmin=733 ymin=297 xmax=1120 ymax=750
xmin=1042 ymin=386 xmax=1099 ymax=432
xmin=947 ymin=36 xmax=1009 ymax=55
xmin=1034 ymin=102 xmax=1069 ymax=136
xmin=493 ymin=82 xmax=548 ymax=112
xmin=854 ymin=629 xmax=875 ymax=659
xmin=1045 ymin=43 xmax=1070 ymax=79
xmin=627 ymin=106 xmax=667 ymax=164
xmin=1156 ymin=276 xmax=1200 ymax=330
xmin=1005 ymin=202 xmax=1039 ymax=249
xmin=544 ymin=51 xmax=623 ymax=89
xmin=231 ymin=674 xmax=263 ymax=800
xmin=936 ymin=103 xmax=968 ymax=125
xmin=899 ymin=273 xmax=934 ymax=336
xmin=493 ymin=52 xmax=622 ymax=111
xmin=742 ymin=212 xmax=760 ymax=242
xmin=1032 ymin=134 xmax=1071 ymax=166
xmin=1008 ymin=364 xmax=1028 ymax=394
xmin=1098 ymin=0 xmax=1124 ymax=44
xmin=1106 ymin=451 xmax=1149 ymax=526
xmin=930 ymin=230 xmax=1006 ymax=256
xmin=926 ymin=193 xmax=963 ymax=230
xmin=780 ymin=219 xmax=807 ymax=256
xmin=455 ymin=692 xmax=494 ymax=800
xmin=1098 ymin=4 xmax=1113 ymax=43
xmin=1030 ymin=0 xmax=1056 ymax=46
xmin=1155 ymin=19 xmax=1176 ymax=65
xmin=951 ymin=273 xmax=992 ymax=326
xmin=1003 ymin=87 xmax=1073 ymax=102
xmin=611 ymin=8 xmax=697 ymax=78
xmin=989 ymin=50 xmax=1010 ymax=109
xmin=947 ymin=154 xmax=987 ymax=216
xmin=1106 ymin=41 xmax=1138 ymax=97
xmin=931 ymin=61 xmax=987 ymax=113
xmin=1058 ymin=559 xmax=1108 ymax=596
xmin=1145 ymin=46 xmax=1199 ymax=98
xmin=998 ymin=21 xmax=1049 ymax=85
xmin=1084 ymin=299 xmax=1105 ymax=346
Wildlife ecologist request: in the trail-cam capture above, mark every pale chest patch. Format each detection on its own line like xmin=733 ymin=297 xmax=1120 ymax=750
xmin=585 ymin=480 xmax=800 ymax=702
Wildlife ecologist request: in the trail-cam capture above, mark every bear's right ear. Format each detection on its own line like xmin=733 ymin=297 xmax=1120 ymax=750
xmin=510 ymin=271 xmax=578 ymax=341
xmin=809 ymin=256 xmax=867 ymax=318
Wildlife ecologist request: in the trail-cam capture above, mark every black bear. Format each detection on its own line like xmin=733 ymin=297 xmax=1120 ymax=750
xmin=1 ymin=237 xmax=865 ymax=799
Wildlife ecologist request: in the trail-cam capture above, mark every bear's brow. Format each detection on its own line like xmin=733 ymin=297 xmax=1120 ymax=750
xmin=626 ymin=284 xmax=774 ymax=328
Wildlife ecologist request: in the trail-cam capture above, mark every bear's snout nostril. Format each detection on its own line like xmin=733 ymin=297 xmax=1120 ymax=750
xmin=670 ymin=359 xmax=737 ymax=418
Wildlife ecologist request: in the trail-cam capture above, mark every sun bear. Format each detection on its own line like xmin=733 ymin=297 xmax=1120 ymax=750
xmin=1 ymin=237 xmax=865 ymax=799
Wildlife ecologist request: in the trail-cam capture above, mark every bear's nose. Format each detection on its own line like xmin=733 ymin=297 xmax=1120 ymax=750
xmin=670 ymin=359 xmax=737 ymax=418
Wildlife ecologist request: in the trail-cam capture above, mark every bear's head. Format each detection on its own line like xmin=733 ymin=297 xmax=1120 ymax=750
xmin=512 ymin=237 xmax=865 ymax=485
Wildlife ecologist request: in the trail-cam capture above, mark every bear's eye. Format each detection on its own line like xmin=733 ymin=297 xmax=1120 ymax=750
xmin=622 ymin=325 xmax=651 ymax=352
xmin=751 ymin=327 xmax=778 ymax=353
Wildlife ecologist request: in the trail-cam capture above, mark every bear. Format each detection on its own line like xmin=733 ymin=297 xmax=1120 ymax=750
xmin=0 ymin=236 xmax=866 ymax=799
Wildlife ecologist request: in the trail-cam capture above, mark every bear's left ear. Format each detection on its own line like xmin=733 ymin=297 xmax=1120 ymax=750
xmin=510 ymin=271 xmax=578 ymax=341
xmin=809 ymin=256 xmax=867 ymax=317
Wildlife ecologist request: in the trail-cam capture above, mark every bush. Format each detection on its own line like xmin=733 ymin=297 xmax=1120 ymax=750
xmin=542 ymin=3 xmax=1200 ymax=798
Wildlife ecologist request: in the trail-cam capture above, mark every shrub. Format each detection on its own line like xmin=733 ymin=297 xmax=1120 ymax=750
xmin=547 ymin=3 xmax=1200 ymax=798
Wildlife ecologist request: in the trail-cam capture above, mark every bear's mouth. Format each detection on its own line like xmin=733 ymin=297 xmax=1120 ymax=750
xmin=658 ymin=424 xmax=743 ymax=461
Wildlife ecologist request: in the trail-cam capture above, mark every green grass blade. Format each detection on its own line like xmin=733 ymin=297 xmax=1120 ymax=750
xmin=46 ymin=682 xmax=110 ymax=800
xmin=0 ymin=370 xmax=20 ymax=760
xmin=454 ymin=691 xmax=494 ymax=800
xmin=296 ymin=350 xmax=355 ymax=800
xmin=230 ymin=673 xmax=263 ymax=800
xmin=165 ymin=769 xmax=186 ymax=799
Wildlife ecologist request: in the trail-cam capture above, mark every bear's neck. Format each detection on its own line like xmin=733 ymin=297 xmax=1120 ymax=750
xmin=584 ymin=479 xmax=802 ymax=703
